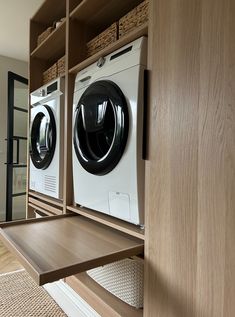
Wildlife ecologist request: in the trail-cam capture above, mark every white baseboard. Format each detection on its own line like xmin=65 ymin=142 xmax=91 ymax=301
xmin=44 ymin=280 xmax=100 ymax=317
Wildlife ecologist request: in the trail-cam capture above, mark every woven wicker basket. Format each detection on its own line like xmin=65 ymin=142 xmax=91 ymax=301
xmin=57 ymin=55 xmax=65 ymax=76
xmin=119 ymin=0 xmax=149 ymax=38
xmin=86 ymin=22 xmax=118 ymax=57
xmin=37 ymin=26 xmax=54 ymax=46
xmin=87 ymin=257 xmax=144 ymax=308
xmin=42 ymin=63 xmax=57 ymax=85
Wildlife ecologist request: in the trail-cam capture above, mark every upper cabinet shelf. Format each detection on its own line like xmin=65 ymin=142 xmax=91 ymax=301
xmin=70 ymin=0 xmax=144 ymax=29
xmin=31 ymin=20 xmax=66 ymax=62
xmin=69 ymin=22 xmax=148 ymax=74
xmin=68 ymin=0 xmax=148 ymax=72
xmin=32 ymin=0 xmax=66 ymax=26
xmin=30 ymin=0 xmax=66 ymax=59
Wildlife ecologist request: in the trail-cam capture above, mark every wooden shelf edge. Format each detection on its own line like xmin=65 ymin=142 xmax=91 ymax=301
xmin=67 ymin=205 xmax=145 ymax=241
xmin=66 ymin=273 xmax=143 ymax=317
xmin=31 ymin=0 xmax=66 ymax=26
xmin=28 ymin=191 xmax=63 ymax=208
xmin=28 ymin=202 xmax=56 ymax=217
xmin=0 ymin=214 xmax=76 ymax=285
xmin=28 ymin=197 xmax=63 ymax=215
xmin=69 ymin=22 xmax=148 ymax=74
xmin=70 ymin=0 xmax=110 ymax=21
xmin=0 ymin=213 xmax=74 ymax=228
xmin=30 ymin=20 xmax=66 ymax=59
xmin=69 ymin=0 xmax=89 ymax=19
xmin=0 ymin=215 xmax=143 ymax=286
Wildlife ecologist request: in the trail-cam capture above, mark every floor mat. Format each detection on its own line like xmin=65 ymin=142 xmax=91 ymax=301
xmin=0 ymin=270 xmax=67 ymax=317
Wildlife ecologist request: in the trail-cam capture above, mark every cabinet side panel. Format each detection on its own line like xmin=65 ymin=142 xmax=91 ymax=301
xmin=145 ymin=0 xmax=235 ymax=316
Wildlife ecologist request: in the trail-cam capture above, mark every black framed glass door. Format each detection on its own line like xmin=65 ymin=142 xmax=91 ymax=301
xmin=5 ymin=72 xmax=28 ymax=221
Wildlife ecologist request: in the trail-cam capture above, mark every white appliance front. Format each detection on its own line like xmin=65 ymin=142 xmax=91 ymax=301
xmin=72 ymin=37 xmax=147 ymax=225
xmin=29 ymin=78 xmax=64 ymax=199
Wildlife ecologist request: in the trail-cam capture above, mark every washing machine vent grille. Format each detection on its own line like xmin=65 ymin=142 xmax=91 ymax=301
xmin=44 ymin=175 xmax=57 ymax=193
xmin=87 ymin=257 xmax=144 ymax=308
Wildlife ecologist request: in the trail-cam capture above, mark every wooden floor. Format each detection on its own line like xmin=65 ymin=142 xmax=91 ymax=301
xmin=0 ymin=240 xmax=23 ymax=274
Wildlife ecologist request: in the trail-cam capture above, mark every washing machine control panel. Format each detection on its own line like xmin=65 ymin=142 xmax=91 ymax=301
xmin=39 ymin=88 xmax=46 ymax=97
xmin=97 ymin=56 xmax=106 ymax=68
xmin=47 ymin=81 xmax=58 ymax=94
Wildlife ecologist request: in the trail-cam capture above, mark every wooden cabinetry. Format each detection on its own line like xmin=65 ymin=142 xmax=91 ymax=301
xmin=1 ymin=0 xmax=148 ymax=316
xmin=1 ymin=0 xmax=234 ymax=316
xmin=29 ymin=0 xmax=66 ymax=91
xmin=144 ymin=0 xmax=235 ymax=316
xmin=28 ymin=0 xmax=148 ymax=215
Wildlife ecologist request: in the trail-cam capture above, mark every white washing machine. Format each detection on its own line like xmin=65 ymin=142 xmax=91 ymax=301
xmin=29 ymin=78 xmax=64 ymax=199
xmin=72 ymin=37 xmax=147 ymax=225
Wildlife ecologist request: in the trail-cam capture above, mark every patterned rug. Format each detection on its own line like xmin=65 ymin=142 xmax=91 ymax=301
xmin=0 ymin=270 xmax=67 ymax=317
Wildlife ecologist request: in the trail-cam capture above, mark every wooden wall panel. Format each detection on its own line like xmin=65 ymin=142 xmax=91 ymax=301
xmin=144 ymin=0 xmax=235 ymax=316
xmin=196 ymin=0 xmax=231 ymax=315
xmin=223 ymin=2 xmax=235 ymax=315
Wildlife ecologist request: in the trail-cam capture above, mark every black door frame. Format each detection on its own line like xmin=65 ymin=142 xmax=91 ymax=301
xmin=5 ymin=71 xmax=28 ymax=221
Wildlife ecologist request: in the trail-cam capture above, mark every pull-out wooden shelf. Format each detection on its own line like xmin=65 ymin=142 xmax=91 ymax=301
xmin=0 ymin=214 xmax=144 ymax=286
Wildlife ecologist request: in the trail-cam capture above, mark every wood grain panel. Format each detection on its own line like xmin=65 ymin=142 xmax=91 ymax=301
xmin=196 ymin=0 xmax=235 ymax=316
xmin=29 ymin=20 xmax=45 ymax=54
xmin=28 ymin=197 xmax=62 ymax=215
xmin=31 ymin=20 xmax=66 ymax=62
xmin=70 ymin=0 xmax=143 ymax=29
xmin=145 ymin=0 xmax=235 ymax=316
xmin=29 ymin=57 xmax=49 ymax=93
xmin=67 ymin=205 xmax=145 ymax=240
xmin=0 ymin=215 xmax=144 ymax=286
xmin=28 ymin=203 xmax=56 ymax=217
xmin=63 ymin=1 xmax=77 ymax=209
xmin=145 ymin=0 xmax=200 ymax=315
xmin=66 ymin=273 xmax=143 ymax=317
xmin=32 ymin=0 xmax=66 ymax=25
xmin=28 ymin=191 xmax=63 ymax=208
xmin=223 ymin=1 xmax=235 ymax=315
xmin=69 ymin=23 xmax=148 ymax=74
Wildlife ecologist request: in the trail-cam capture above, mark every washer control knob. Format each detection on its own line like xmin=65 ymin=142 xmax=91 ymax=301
xmin=39 ymin=89 xmax=46 ymax=97
xmin=97 ymin=57 xmax=106 ymax=68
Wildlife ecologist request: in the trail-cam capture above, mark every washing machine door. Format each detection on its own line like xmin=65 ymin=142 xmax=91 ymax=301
xmin=30 ymin=105 xmax=56 ymax=170
xmin=73 ymin=80 xmax=129 ymax=176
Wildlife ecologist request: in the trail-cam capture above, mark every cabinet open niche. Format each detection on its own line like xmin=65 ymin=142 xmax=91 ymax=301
xmin=28 ymin=191 xmax=63 ymax=215
xmin=28 ymin=190 xmax=64 ymax=210
xmin=29 ymin=0 xmax=66 ymax=91
xmin=30 ymin=19 xmax=66 ymax=61
xmin=14 ymin=0 xmax=149 ymax=316
xmin=68 ymin=0 xmax=148 ymax=71
xmin=66 ymin=272 xmax=144 ymax=317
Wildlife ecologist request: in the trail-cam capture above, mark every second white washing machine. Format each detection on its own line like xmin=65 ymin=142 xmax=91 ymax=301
xmin=29 ymin=78 xmax=64 ymax=199
xmin=72 ymin=37 xmax=147 ymax=225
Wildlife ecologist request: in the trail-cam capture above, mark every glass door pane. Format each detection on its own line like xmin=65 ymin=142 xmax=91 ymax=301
xmin=6 ymin=72 xmax=28 ymax=221
xmin=14 ymin=110 xmax=28 ymax=137
xmin=14 ymin=81 xmax=29 ymax=110
xmin=12 ymin=195 xmax=27 ymax=220
xmin=12 ymin=167 xmax=27 ymax=195
xmin=13 ymin=139 xmax=27 ymax=165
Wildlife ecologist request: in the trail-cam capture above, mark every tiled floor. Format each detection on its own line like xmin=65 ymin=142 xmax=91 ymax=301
xmin=0 ymin=240 xmax=22 ymax=274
